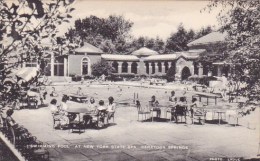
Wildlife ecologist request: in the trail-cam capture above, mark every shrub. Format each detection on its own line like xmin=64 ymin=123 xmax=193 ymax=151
xmin=91 ymin=60 xmax=114 ymax=77
xmin=166 ymin=67 xmax=175 ymax=82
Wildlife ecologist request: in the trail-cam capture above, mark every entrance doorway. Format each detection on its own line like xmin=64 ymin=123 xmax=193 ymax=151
xmin=181 ymin=66 xmax=191 ymax=80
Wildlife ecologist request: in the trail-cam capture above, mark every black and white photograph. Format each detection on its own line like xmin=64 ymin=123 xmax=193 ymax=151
xmin=0 ymin=0 xmax=259 ymax=160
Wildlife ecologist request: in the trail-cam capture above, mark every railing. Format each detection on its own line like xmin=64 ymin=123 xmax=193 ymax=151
xmin=0 ymin=132 xmax=25 ymax=161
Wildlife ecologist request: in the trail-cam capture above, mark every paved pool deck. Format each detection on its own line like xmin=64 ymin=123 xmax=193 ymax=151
xmin=9 ymin=83 xmax=260 ymax=161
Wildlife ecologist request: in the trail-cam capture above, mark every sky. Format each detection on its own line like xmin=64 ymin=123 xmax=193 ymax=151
xmin=57 ymin=0 xmax=222 ymax=40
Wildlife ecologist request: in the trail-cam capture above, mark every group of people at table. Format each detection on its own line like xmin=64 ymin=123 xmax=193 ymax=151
xmin=49 ymin=92 xmax=116 ymax=129
xmin=147 ymin=90 xmax=206 ymax=123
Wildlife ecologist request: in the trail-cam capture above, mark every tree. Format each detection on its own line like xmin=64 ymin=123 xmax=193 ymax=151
xmin=206 ymin=0 xmax=260 ymax=103
xmin=128 ymin=36 xmax=165 ymax=54
xmin=0 ymin=0 xmax=74 ymax=73
xmin=0 ymin=0 xmax=74 ymax=104
xmin=194 ymin=26 xmax=213 ymax=39
xmin=66 ymin=15 xmax=133 ymax=54
xmin=166 ymin=66 xmax=176 ymax=82
xmin=165 ymin=24 xmax=190 ymax=52
xmin=91 ymin=60 xmax=114 ymax=77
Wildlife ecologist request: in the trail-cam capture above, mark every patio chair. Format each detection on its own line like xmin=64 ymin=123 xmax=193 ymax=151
xmin=137 ymin=102 xmax=151 ymax=121
xmin=173 ymin=105 xmax=188 ymax=123
xmin=52 ymin=112 xmax=62 ymax=129
xmin=91 ymin=110 xmax=107 ymax=129
xmin=165 ymin=105 xmax=175 ymax=121
xmin=191 ymin=108 xmax=206 ymax=125
xmin=107 ymin=111 xmax=115 ymax=123
xmin=19 ymin=92 xmax=28 ymax=108
xmin=148 ymin=101 xmax=161 ymax=122
xmin=27 ymin=96 xmax=38 ymax=109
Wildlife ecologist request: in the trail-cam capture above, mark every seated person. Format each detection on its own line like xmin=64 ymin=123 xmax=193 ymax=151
xmin=49 ymin=99 xmax=59 ymax=114
xmin=88 ymin=97 xmax=97 ymax=112
xmin=169 ymin=90 xmax=177 ymax=103
xmin=106 ymin=96 xmax=116 ymax=120
xmin=149 ymin=95 xmax=161 ymax=118
xmin=50 ymin=87 xmax=58 ymax=97
xmin=96 ymin=100 xmax=107 ymax=113
xmin=92 ymin=100 xmax=107 ymax=125
xmin=189 ymin=98 xmax=206 ymax=117
xmin=83 ymin=97 xmax=97 ymax=126
xmin=49 ymin=99 xmax=62 ymax=127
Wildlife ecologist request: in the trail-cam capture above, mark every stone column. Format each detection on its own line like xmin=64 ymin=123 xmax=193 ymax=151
xmin=217 ymin=65 xmax=222 ymax=77
xmin=148 ymin=62 xmax=152 ymax=75
xmin=161 ymin=63 xmax=165 ymax=74
xmin=64 ymin=57 xmax=67 ymax=76
xmin=198 ymin=63 xmax=203 ymax=77
xmin=136 ymin=62 xmax=139 ymax=74
xmin=168 ymin=62 xmax=172 ymax=69
xmin=128 ymin=62 xmax=132 ymax=74
xmin=51 ymin=52 xmax=54 ymax=76
xmin=190 ymin=65 xmax=194 ymax=76
xmin=118 ymin=62 xmax=122 ymax=74
xmin=154 ymin=62 xmax=158 ymax=74
xmin=36 ymin=62 xmax=40 ymax=68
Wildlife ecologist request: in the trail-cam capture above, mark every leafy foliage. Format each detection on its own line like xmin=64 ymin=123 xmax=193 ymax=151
xmin=165 ymin=24 xmax=213 ymax=52
xmin=166 ymin=66 xmax=176 ymax=82
xmin=0 ymin=0 xmax=74 ymax=74
xmin=0 ymin=0 xmax=74 ymax=104
xmin=206 ymin=0 xmax=260 ymax=102
xmin=128 ymin=36 xmax=165 ymax=54
xmin=91 ymin=60 xmax=114 ymax=77
xmin=65 ymin=15 xmax=133 ymax=54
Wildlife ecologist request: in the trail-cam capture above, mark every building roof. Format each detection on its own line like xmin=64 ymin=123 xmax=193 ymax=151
xmin=144 ymin=54 xmax=177 ymax=61
xmin=101 ymin=54 xmax=139 ymax=61
xmin=187 ymin=31 xmax=228 ymax=47
xmin=74 ymin=42 xmax=103 ymax=54
xmin=131 ymin=47 xmax=159 ymax=56
xmin=144 ymin=49 xmax=205 ymax=61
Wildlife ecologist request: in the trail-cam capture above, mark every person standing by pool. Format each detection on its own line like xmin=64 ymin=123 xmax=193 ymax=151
xmin=106 ymin=96 xmax=116 ymax=121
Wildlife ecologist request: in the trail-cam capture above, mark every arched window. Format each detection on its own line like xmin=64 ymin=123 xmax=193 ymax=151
xmin=122 ymin=62 xmax=128 ymax=73
xmin=131 ymin=62 xmax=138 ymax=74
xmin=82 ymin=57 xmax=89 ymax=75
xmin=145 ymin=62 xmax=149 ymax=74
xmin=112 ymin=61 xmax=118 ymax=73
xmin=181 ymin=66 xmax=191 ymax=80
xmin=158 ymin=62 xmax=162 ymax=72
xmin=164 ymin=62 xmax=169 ymax=73
xmin=151 ymin=62 xmax=155 ymax=74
